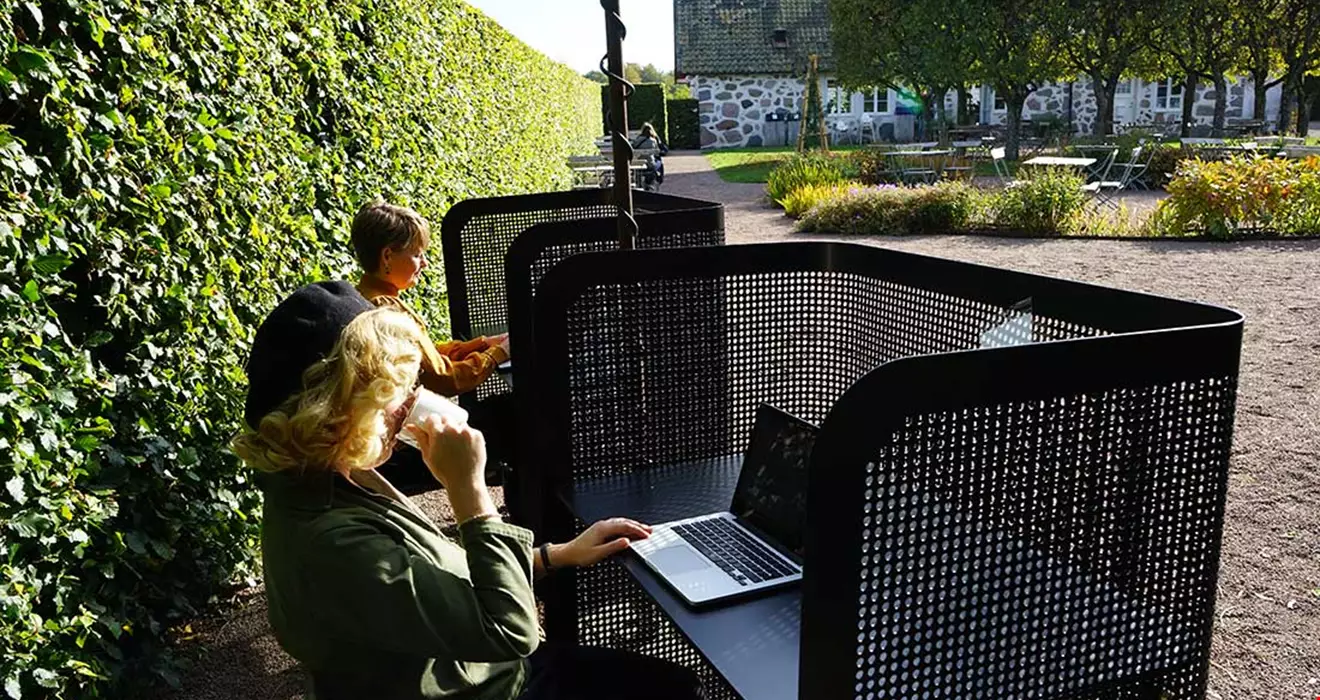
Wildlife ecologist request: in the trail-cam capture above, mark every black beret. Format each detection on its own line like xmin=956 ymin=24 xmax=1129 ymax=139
xmin=243 ymin=281 xmax=374 ymax=427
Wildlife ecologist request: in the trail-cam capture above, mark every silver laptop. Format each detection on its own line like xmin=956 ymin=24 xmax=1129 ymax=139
xmin=630 ymin=404 xmax=817 ymax=607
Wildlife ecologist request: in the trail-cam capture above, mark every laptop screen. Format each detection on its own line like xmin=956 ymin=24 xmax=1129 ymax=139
xmin=730 ymin=405 xmax=818 ymax=558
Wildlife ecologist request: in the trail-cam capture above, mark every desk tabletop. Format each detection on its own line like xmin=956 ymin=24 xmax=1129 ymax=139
xmin=567 ymin=455 xmax=801 ymax=700
xmin=1023 ymin=156 xmax=1096 ymax=167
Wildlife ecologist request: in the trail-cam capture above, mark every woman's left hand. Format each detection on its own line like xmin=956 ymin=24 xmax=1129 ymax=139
xmin=556 ymin=518 xmax=652 ymax=568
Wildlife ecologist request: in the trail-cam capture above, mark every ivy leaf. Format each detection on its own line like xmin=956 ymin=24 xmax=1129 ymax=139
xmin=4 ymin=676 xmax=19 ymax=700
xmin=124 ymin=532 xmax=147 ymax=555
xmin=21 ymin=280 xmax=39 ymax=302
xmin=147 ymin=184 xmax=172 ymax=199
xmin=14 ymin=47 xmax=56 ymax=77
xmin=25 ymin=2 xmax=43 ymax=33
xmin=0 ymin=67 xmax=16 ymax=87
xmin=4 ymin=477 xmax=25 ymax=505
xmin=32 ymin=254 xmax=72 ymax=275
xmin=85 ymin=330 xmax=113 ymax=347
xmin=31 ymin=669 xmax=58 ymax=689
xmin=89 ymin=16 xmax=112 ymax=48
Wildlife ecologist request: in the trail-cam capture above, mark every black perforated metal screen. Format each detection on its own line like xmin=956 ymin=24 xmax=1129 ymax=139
xmin=529 ymin=242 xmax=1242 ymax=700
xmin=443 ymin=191 xmax=724 ymax=404
xmin=836 ymin=377 xmax=1236 ymax=700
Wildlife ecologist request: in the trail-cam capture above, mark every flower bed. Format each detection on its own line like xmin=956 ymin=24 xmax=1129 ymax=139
xmin=1150 ymin=156 xmax=1320 ymax=238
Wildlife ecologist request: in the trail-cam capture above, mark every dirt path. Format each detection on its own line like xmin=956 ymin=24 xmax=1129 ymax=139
xmin=159 ymin=153 xmax=1317 ymax=700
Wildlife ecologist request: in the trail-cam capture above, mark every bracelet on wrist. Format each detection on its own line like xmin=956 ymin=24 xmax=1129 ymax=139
xmin=539 ymin=542 xmax=554 ymax=571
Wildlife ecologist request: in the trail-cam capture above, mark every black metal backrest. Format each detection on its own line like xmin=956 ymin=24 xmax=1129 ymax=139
xmin=441 ymin=191 xmax=616 ymax=402
xmin=503 ymin=201 xmax=723 ymax=527
xmin=441 ymin=190 xmax=721 ymax=405
xmin=529 ymin=242 xmax=1242 ymax=700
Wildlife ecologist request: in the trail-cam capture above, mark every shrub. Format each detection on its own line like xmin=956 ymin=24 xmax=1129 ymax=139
xmin=602 ymin=83 xmax=667 ymax=141
xmin=853 ymin=150 xmax=895 ymax=186
xmin=1153 ymin=156 xmax=1320 ymax=238
xmin=767 ymin=154 xmax=847 ymax=204
xmin=780 ymin=183 xmax=853 ymax=218
xmin=0 ymin=0 xmax=597 ymax=697
xmin=1145 ymin=145 xmax=1193 ymax=188
xmin=993 ymin=170 xmax=1089 ymax=235
xmin=795 ymin=182 xmax=978 ymax=235
xmin=668 ymin=98 xmax=700 ymax=150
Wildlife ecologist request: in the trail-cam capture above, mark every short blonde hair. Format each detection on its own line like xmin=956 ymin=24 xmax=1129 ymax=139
xmin=350 ymin=199 xmax=432 ymax=273
xmin=232 ymin=308 xmax=430 ymax=473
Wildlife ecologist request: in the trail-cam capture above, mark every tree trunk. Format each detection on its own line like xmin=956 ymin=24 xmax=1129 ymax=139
xmin=1004 ymin=98 xmax=1025 ymax=162
xmin=1180 ymin=73 xmax=1198 ymax=138
xmin=1211 ymin=75 xmax=1228 ymax=137
xmin=1300 ymin=89 xmax=1314 ymax=137
xmin=1251 ymin=68 xmax=1270 ymax=121
xmin=1091 ymin=75 xmax=1114 ymax=137
xmin=1278 ymin=69 xmax=1302 ymax=135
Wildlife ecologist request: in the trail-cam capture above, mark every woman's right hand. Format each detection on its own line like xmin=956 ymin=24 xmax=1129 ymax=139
xmin=405 ymin=415 xmax=486 ymax=491
xmin=488 ymin=332 xmax=511 ymax=358
xmin=405 ymin=415 xmax=498 ymax=522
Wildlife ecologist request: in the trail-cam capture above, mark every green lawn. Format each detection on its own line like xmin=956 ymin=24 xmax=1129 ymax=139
xmin=707 ymin=145 xmax=870 ymax=183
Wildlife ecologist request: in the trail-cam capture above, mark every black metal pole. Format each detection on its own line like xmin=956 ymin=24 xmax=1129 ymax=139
xmin=601 ymin=0 xmax=637 ymax=250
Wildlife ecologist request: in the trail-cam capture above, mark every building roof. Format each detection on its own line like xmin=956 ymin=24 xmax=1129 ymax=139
xmin=674 ymin=0 xmax=833 ymax=77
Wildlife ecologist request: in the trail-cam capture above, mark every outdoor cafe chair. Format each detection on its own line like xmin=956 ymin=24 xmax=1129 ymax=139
xmin=829 ymin=118 xmax=858 ymax=146
xmin=858 ymin=115 xmax=876 ymax=144
xmin=1093 ymin=145 xmax=1143 ymax=208
xmin=990 ymin=146 xmax=1020 ymax=186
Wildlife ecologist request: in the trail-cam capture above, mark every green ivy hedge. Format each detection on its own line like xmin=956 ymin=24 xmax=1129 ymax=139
xmin=668 ymin=98 xmax=700 ymax=150
xmin=0 ymin=0 xmax=596 ymax=696
xmin=601 ymin=82 xmax=667 ymax=141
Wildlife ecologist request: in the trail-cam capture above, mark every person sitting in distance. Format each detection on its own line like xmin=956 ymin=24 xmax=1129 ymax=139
xmin=234 ymin=281 xmax=705 ymax=700
xmin=631 ymin=122 xmax=668 ymax=191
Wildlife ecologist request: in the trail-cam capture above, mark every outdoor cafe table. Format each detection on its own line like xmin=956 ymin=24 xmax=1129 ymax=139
xmin=1022 ymin=156 xmax=1096 ymax=169
xmin=565 ymin=455 xmax=800 ymax=700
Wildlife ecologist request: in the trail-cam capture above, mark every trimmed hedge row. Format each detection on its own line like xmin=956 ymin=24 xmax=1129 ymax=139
xmin=601 ymin=82 xmax=667 ymax=141
xmin=668 ymin=98 xmax=700 ymax=150
xmin=0 ymin=0 xmax=597 ymax=696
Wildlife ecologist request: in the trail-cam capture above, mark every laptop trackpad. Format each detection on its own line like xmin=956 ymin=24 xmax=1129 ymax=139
xmin=650 ymin=545 xmax=711 ymax=575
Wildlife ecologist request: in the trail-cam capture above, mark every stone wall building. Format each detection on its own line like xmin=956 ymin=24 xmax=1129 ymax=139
xmin=675 ymin=0 xmax=1286 ymax=149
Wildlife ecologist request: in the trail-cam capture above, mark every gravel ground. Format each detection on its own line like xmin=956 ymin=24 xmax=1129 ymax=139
xmin=667 ymin=152 xmax=1320 ymax=699
xmin=156 ymin=152 xmax=1318 ymax=700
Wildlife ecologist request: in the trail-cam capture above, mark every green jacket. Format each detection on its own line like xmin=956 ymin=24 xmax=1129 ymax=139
xmin=257 ymin=469 xmax=538 ymax=699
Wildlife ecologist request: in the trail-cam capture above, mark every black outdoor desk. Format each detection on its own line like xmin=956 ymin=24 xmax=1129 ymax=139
xmin=565 ymin=455 xmax=800 ymax=700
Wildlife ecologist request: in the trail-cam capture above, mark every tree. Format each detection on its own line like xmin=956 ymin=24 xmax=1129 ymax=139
xmin=969 ymin=0 xmax=1069 ymax=160
xmin=1274 ymin=0 xmax=1320 ymax=134
xmin=583 ymin=70 xmax=609 ymax=84
xmin=638 ymin=63 xmax=665 ymax=83
xmin=623 ymin=62 xmax=644 ymax=85
xmin=1057 ymin=0 xmax=1164 ymax=136
xmin=1148 ymin=0 xmax=1245 ymax=136
xmin=830 ymin=0 xmax=979 ymax=143
xmin=1236 ymin=0 xmax=1286 ymax=122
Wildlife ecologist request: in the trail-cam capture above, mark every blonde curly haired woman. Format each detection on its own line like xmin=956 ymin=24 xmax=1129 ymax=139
xmin=234 ymin=282 xmax=704 ymax=700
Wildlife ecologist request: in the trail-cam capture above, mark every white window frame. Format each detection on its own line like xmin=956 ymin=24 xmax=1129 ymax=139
xmin=825 ymin=79 xmax=850 ymax=115
xmin=1154 ymin=78 xmax=1183 ymax=112
xmin=990 ymin=88 xmax=1007 ymax=112
xmin=862 ymin=88 xmax=892 ymax=115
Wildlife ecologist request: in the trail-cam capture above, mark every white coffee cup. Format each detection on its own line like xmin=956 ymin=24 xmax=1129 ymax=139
xmin=396 ymin=388 xmax=470 ymax=450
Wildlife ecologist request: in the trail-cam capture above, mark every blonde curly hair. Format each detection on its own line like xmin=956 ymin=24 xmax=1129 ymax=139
xmin=232 ymin=308 xmax=432 ymax=473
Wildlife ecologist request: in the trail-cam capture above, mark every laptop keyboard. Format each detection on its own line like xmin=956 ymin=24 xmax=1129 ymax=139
xmin=672 ymin=518 xmax=799 ymax=586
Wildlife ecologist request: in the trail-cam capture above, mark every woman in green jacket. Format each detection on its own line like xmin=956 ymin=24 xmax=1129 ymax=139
xmin=234 ymin=282 xmax=703 ymax=700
